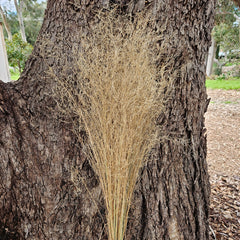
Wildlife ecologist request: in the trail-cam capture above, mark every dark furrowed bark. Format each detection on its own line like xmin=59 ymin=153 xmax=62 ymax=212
xmin=0 ymin=0 xmax=216 ymax=239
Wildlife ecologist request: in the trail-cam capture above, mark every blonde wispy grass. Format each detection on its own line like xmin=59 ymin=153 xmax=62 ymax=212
xmin=56 ymin=10 xmax=164 ymax=240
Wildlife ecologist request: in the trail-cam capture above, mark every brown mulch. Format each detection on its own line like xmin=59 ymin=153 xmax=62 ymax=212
xmin=206 ymin=89 xmax=240 ymax=240
xmin=209 ymin=175 xmax=240 ymax=240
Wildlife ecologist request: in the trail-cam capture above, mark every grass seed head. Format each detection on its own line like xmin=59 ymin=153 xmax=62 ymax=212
xmin=56 ymin=9 xmax=166 ymax=240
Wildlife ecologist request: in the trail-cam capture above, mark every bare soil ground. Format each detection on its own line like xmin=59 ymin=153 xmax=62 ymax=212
xmin=206 ymin=89 xmax=240 ymax=240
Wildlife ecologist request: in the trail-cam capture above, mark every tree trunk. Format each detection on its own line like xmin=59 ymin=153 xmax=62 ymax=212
xmin=206 ymin=37 xmax=216 ymax=76
xmin=0 ymin=0 xmax=216 ymax=239
xmin=0 ymin=22 xmax=11 ymax=82
xmin=0 ymin=6 xmax=12 ymax=41
xmin=14 ymin=0 xmax=27 ymax=42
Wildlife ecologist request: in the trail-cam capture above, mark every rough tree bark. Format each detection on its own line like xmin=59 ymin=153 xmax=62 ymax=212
xmin=0 ymin=0 xmax=216 ymax=239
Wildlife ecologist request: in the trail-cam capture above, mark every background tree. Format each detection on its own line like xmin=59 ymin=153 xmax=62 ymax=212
xmin=207 ymin=0 xmax=240 ymax=75
xmin=1 ymin=11 xmax=19 ymax=36
xmin=0 ymin=5 xmax=12 ymax=40
xmin=215 ymin=0 xmax=240 ymax=58
xmin=5 ymin=32 xmax=33 ymax=72
xmin=0 ymin=0 xmax=46 ymax=44
xmin=0 ymin=0 xmax=46 ymax=74
xmin=22 ymin=0 xmax=46 ymax=45
xmin=0 ymin=0 xmax=216 ymax=239
xmin=13 ymin=0 xmax=26 ymax=41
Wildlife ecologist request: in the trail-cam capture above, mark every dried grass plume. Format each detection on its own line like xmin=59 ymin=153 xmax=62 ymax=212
xmin=56 ymin=10 xmax=165 ymax=240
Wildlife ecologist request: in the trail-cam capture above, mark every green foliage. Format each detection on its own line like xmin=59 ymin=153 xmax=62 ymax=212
xmin=225 ymin=61 xmax=240 ymax=66
xmin=23 ymin=0 xmax=46 ymax=45
xmin=213 ymin=62 xmax=223 ymax=75
xmin=10 ymin=68 xmax=20 ymax=80
xmin=213 ymin=22 xmax=240 ymax=53
xmin=2 ymin=0 xmax=46 ymax=45
xmin=213 ymin=0 xmax=240 ymax=58
xmin=6 ymin=33 xmax=33 ymax=73
xmin=206 ymin=77 xmax=240 ymax=90
xmin=215 ymin=0 xmax=237 ymax=25
xmin=214 ymin=66 xmax=222 ymax=76
xmin=223 ymin=100 xmax=238 ymax=104
xmin=4 ymin=12 xmax=19 ymax=35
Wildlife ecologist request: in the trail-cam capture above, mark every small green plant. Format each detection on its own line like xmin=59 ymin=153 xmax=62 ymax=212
xmin=55 ymin=10 xmax=165 ymax=240
xmin=225 ymin=62 xmax=240 ymax=67
xmin=214 ymin=66 xmax=222 ymax=76
xmin=223 ymin=101 xmax=238 ymax=104
xmin=6 ymin=33 xmax=33 ymax=73
xmin=10 ymin=68 xmax=20 ymax=80
xmin=223 ymin=101 xmax=232 ymax=104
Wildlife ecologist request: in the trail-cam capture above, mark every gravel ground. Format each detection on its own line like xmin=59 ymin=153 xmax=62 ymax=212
xmin=206 ymin=89 xmax=240 ymax=177
xmin=206 ymin=89 xmax=240 ymax=240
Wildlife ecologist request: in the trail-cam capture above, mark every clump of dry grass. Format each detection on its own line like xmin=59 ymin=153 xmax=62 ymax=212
xmin=56 ymin=10 xmax=164 ymax=240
